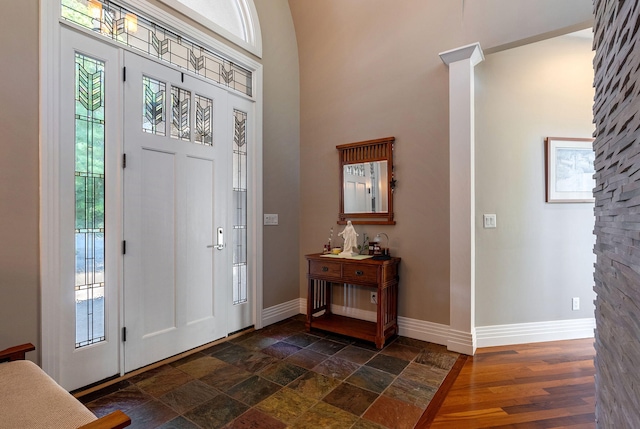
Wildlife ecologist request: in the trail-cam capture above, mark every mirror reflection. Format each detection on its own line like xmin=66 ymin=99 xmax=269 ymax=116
xmin=343 ymin=161 xmax=388 ymax=213
xmin=337 ymin=136 xmax=395 ymax=225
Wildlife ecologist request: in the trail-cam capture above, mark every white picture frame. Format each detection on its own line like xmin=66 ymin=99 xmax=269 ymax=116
xmin=545 ymin=137 xmax=595 ymax=203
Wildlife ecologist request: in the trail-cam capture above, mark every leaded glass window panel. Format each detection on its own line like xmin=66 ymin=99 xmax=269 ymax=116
xmin=142 ymin=76 xmax=166 ymax=136
xmin=75 ymin=52 xmax=106 ymax=348
xmin=195 ymin=94 xmax=213 ymax=145
xmin=61 ymin=0 xmax=253 ymax=96
xmin=232 ymin=109 xmax=247 ymax=305
xmin=171 ymin=86 xmax=191 ymax=141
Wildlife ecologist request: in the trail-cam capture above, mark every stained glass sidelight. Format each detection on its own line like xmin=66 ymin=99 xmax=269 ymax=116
xmin=171 ymin=86 xmax=191 ymax=141
xmin=233 ymin=109 xmax=248 ymax=305
xmin=75 ymin=53 xmax=106 ymax=348
xmin=142 ymin=76 xmax=166 ymax=136
xmin=195 ymin=94 xmax=213 ymax=145
xmin=61 ymin=0 xmax=252 ymax=96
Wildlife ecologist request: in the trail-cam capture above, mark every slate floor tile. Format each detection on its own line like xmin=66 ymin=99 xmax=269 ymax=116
xmin=158 ymin=380 xmax=219 ymax=414
xmin=345 ymin=366 xmax=396 ymax=394
xmin=363 ymin=395 xmax=423 ymax=429
xmin=259 ymin=361 xmax=308 ymax=386
xmin=184 ymin=394 xmax=249 ymax=429
xmin=287 ymin=370 xmax=341 ymax=400
xmin=365 ymin=354 xmax=410 ymax=375
xmin=226 ymin=375 xmax=282 ymax=406
xmin=78 ymin=316 xmax=461 ymax=429
xmin=284 ymin=349 xmax=327 ymax=369
xmin=307 ymin=338 xmax=347 ymax=356
xmin=313 ymin=356 xmax=360 ymax=380
xmin=322 ymin=382 xmax=379 ymax=416
xmin=223 ymin=408 xmax=286 ymax=429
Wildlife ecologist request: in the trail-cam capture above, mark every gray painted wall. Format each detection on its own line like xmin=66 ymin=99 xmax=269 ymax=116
xmin=475 ymin=33 xmax=596 ymax=326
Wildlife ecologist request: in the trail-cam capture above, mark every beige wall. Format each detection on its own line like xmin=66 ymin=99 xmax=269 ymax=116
xmin=0 ymin=1 xmax=40 ymax=356
xmin=290 ymin=1 xmax=462 ymax=324
xmin=475 ymin=33 xmax=595 ymax=326
xmin=289 ymin=0 xmax=593 ymax=326
xmin=253 ymin=0 xmax=301 ymax=308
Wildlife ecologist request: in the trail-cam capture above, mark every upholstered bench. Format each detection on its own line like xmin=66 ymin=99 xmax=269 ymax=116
xmin=0 ymin=343 xmax=130 ymax=429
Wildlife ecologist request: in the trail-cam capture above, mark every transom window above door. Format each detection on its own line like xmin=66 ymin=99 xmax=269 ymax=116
xmin=164 ymin=0 xmax=260 ymax=57
xmin=60 ymin=0 xmax=253 ymax=96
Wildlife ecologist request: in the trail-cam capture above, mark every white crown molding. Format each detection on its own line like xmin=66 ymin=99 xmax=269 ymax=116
xmin=439 ymin=42 xmax=485 ymax=66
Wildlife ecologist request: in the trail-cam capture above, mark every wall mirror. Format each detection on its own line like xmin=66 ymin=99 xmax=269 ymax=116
xmin=337 ymin=137 xmax=395 ymax=225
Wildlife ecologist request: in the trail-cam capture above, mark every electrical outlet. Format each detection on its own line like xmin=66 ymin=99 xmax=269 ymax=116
xmin=370 ymin=292 xmax=377 ymax=304
xmin=572 ymin=297 xmax=580 ymax=311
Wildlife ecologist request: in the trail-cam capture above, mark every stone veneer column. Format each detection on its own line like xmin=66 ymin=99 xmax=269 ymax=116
xmin=593 ymin=1 xmax=640 ymax=426
xmin=439 ymin=43 xmax=484 ymax=355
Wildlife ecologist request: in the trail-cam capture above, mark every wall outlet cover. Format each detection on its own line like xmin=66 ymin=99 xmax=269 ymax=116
xmin=483 ymin=214 xmax=497 ymax=228
xmin=264 ymin=214 xmax=278 ymax=225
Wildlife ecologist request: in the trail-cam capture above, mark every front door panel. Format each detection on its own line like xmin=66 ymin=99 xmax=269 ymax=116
xmin=123 ymin=51 xmax=230 ymax=372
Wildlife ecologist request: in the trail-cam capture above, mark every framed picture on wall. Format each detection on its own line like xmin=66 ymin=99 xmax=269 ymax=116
xmin=545 ymin=137 xmax=595 ymax=203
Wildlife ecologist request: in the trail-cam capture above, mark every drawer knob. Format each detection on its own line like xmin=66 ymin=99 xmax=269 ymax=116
xmin=355 ymin=270 xmax=364 ymax=276
xmin=322 ymin=266 xmax=329 ymax=272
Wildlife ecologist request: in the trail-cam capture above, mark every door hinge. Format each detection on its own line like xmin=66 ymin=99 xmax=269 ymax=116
xmin=123 ymin=153 xmax=127 ymax=168
xmin=123 ymin=66 xmax=126 ymax=82
xmin=122 ymin=327 xmax=127 ymax=342
xmin=122 ymin=240 xmax=126 ymax=255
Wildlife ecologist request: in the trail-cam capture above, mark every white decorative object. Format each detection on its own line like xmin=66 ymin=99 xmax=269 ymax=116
xmin=338 ymin=221 xmax=359 ymax=257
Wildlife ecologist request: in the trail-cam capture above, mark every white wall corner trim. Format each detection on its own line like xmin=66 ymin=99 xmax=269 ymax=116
xmin=447 ymin=328 xmax=477 ymax=356
xmin=476 ymin=318 xmax=596 ymax=348
xmin=439 ymin=42 xmax=484 ymax=357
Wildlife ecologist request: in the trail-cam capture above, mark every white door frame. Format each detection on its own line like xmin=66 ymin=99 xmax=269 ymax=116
xmin=40 ymin=0 xmax=263 ymax=384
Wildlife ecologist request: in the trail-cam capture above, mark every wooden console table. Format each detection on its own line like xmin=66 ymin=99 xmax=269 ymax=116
xmin=305 ymin=253 xmax=400 ymax=348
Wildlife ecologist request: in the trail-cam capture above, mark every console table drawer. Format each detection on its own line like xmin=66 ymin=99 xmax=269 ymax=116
xmin=309 ymin=260 xmax=342 ymax=279
xmin=342 ymin=263 xmax=378 ymax=284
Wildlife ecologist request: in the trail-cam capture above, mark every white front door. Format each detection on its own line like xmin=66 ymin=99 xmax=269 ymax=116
xmin=123 ymin=51 xmax=232 ymax=372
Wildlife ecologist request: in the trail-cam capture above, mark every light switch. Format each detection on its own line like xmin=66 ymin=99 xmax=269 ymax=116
xmin=264 ymin=214 xmax=279 ymax=225
xmin=483 ymin=214 xmax=497 ymax=229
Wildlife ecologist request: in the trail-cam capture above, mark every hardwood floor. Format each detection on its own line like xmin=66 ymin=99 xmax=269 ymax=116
xmin=426 ymin=338 xmax=596 ymax=428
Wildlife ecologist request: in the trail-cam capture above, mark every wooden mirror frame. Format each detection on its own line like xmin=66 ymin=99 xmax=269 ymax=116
xmin=337 ymin=136 xmax=396 ymax=225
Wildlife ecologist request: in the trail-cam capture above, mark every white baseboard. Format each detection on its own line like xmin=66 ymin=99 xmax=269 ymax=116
xmin=475 ymin=318 xmax=595 ymax=348
xmin=261 ymin=298 xmax=304 ymax=327
xmin=265 ymin=299 xmax=595 ymax=354
xmin=397 ymin=316 xmax=451 ymax=348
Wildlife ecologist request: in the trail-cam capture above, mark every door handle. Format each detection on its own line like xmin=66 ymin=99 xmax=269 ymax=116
xmin=207 ymin=227 xmax=225 ymax=250
xmin=215 ymin=227 xmax=225 ymax=250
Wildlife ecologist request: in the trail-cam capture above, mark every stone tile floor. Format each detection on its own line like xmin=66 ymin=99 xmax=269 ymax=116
xmin=81 ymin=315 xmax=459 ymax=429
